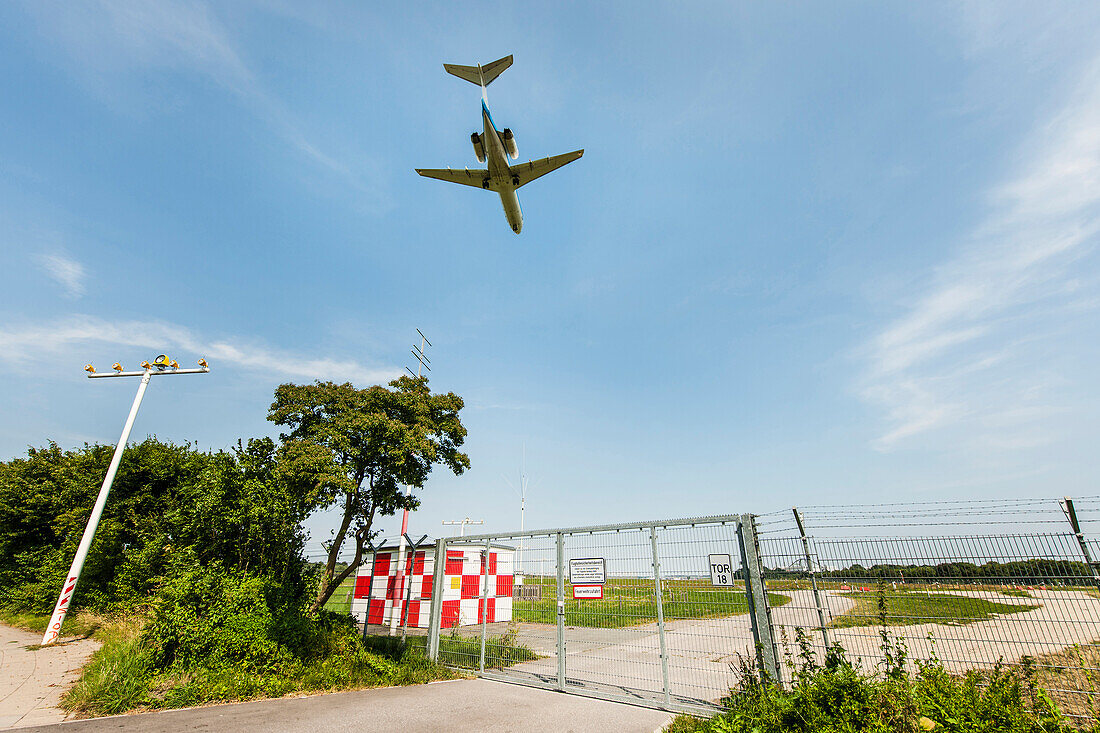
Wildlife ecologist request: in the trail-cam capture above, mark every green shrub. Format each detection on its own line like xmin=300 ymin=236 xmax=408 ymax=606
xmin=676 ymin=629 xmax=1069 ymax=733
xmin=0 ymin=439 xmax=309 ymax=617
xmin=142 ymin=561 xmax=297 ymax=674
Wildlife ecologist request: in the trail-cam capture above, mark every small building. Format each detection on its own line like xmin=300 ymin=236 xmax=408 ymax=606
xmin=351 ymin=542 xmax=515 ymax=629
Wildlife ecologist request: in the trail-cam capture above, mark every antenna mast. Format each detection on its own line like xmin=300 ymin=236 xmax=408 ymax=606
xmin=391 ymin=329 xmax=432 ymax=636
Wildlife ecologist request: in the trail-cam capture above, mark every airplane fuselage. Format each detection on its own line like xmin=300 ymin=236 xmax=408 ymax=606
xmin=416 ymin=54 xmax=582 ymax=233
xmin=480 ymin=101 xmax=523 ymax=233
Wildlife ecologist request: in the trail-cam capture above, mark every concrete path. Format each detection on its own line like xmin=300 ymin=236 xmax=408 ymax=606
xmin=491 ymin=589 xmax=1100 ymax=708
xmin=0 ymin=625 xmax=99 ymax=730
xmin=19 ymin=678 xmax=674 ymax=733
xmin=802 ymin=588 xmax=1100 ymax=674
xmin=493 ymin=590 xmax=852 ymax=707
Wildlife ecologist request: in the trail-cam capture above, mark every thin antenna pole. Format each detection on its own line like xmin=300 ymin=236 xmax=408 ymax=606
xmin=392 ymin=329 xmax=432 ymax=636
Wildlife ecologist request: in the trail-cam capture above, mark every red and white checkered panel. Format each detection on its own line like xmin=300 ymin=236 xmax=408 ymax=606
xmin=351 ymin=545 xmax=513 ymax=629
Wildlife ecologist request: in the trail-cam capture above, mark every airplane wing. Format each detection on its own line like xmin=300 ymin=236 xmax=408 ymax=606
xmin=415 ymin=168 xmax=489 ymax=189
xmin=511 ymin=150 xmax=584 ymax=188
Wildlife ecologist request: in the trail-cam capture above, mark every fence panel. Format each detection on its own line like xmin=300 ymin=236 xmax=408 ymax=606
xmin=756 ymin=499 xmax=1100 ymax=726
xmin=417 ymin=498 xmax=1100 ymax=724
xmin=427 ymin=515 xmax=768 ymax=715
xmin=655 ymin=520 xmax=759 ymax=705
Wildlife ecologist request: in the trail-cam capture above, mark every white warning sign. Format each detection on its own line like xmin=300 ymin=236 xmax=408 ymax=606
xmin=709 ymin=554 xmax=735 ymax=586
xmin=568 ymin=557 xmax=606 ymax=585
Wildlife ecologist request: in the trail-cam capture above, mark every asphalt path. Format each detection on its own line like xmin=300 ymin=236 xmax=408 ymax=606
xmin=20 ymin=679 xmax=673 ymax=733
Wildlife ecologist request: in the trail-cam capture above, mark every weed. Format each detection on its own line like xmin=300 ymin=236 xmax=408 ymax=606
xmin=669 ymin=637 xmax=1071 ymax=733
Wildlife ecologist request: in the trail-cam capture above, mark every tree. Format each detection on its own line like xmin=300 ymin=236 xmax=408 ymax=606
xmin=0 ymin=438 xmax=312 ymax=613
xmin=268 ymin=376 xmax=469 ymax=613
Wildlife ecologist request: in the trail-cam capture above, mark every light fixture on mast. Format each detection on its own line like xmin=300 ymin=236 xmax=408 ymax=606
xmin=41 ymin=356 xmax=210 ymax=645
xmin=441 ymin=517 xmax=484 ymax=537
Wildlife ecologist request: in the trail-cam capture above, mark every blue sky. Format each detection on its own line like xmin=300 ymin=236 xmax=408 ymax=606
xmin=2 ymin=2 xmax=1099 ymax=554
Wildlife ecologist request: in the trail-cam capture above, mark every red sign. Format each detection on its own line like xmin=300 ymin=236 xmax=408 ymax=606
xmin=572 ymin=585 xmax=603 ymax=600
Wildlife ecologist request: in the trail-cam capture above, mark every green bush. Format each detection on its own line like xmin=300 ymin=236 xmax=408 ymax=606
xmin=58 ymin=562 xmax=455 ymax=716
xmin=0 ymin=438 xmax=310 ymax=617
xmin=142 ymin=561 xmax=295 ymax=674
xmin=674 ymin=628 xmax=1069 ymax=733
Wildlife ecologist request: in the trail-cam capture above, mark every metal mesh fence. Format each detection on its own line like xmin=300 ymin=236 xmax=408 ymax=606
xmin=417 ymin=496 xmax=1100 ymax=723
xmin=427 ymin=516 xmax=754 ymax=715
xmin=756 ymin=497 xmax=1100 ymax=725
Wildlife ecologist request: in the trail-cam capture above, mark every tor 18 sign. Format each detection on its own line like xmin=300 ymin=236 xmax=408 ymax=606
xmin=709 ymin=554 xmax=735 ymax=586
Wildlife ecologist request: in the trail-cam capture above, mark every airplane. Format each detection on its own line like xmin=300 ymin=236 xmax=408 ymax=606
xmin=415 ymin=55 xmax=583 ymax=234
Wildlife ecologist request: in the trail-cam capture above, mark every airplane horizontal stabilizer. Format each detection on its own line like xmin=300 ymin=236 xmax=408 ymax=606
xmin=443 ymin=55 xmax=513 ymax=87
xmin=511 ymin=150 xmax=584 ymax=188
xmin=415 ymin=167 xmax=491 ymax=190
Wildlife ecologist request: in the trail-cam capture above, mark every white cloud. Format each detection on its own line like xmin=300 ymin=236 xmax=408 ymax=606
xmin=21 ymin=1 xmax=383 ymax=201
xmin=0 ymin=315 xmax=401 ymax=385
xmin=35 ymin=253 xmax=87 ymax=297
xmin=861 ymin=58 xmax=1100 ymax=451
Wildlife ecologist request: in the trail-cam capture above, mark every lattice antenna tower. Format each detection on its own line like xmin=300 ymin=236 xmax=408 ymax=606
xmin=391 ymin=328 xmax=431 ymax=636
xmin=406 ymin=328 xmax=432 ymax=379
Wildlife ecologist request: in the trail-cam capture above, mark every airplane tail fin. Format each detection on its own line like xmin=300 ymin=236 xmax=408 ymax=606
xmin=443 ymin=55 xmax=513 ymax=88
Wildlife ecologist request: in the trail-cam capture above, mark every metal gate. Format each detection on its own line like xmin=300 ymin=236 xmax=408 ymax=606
xmin=424 ymin=514 xmax=780 ymax=714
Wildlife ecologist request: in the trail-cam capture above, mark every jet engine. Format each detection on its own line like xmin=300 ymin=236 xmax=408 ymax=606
xmin=502 ymin=128 xmax=519 ymax=159
xmin=471 ymin=132 xmax=486 ymax=163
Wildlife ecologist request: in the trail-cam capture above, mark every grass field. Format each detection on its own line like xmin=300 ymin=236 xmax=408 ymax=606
xmin=828 ymin=589 xmax=1039 ymax=629
xmin=514 ymin=577 xmax=790 ymax=628
xmin=324 ymin=574 xmax=791 ymax=629
xmin=322 ymin=576 xmax=357 ymax=615
xmin=394 ymin=630 xmax=539 ymax=670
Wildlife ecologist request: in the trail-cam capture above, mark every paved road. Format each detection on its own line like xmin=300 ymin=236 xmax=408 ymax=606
xmin=20 ymin=679 xmax=673 ymax=733
xmin=803 ymin=589 xmax=1100 ymax=673
xmin=0 ymin=625 xmax=99 ymax=730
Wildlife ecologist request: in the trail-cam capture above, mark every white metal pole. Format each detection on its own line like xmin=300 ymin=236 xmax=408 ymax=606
xmin=389 ymin=521 xmax=409 ymax=636
xmin=41 ymin=369 xmax=152 ymax=645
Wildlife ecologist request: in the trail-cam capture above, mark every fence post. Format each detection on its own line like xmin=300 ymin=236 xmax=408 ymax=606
xmin=1062 ymin=497 xmax=1100 ymax=593
xmin=649 ymin=525 xmax=672 ymax=708
xmin=792 ymin=507 xmax=830 ymax=649
xmin=739 ymin=513 xmax=782 ymax=683
xmin=426 ymin=538 xmax=447 ymax=662
xmin=479 ymin=536 xmax=492 ymax=673
xmin=556 ymin=531 xmax=566 ymax=691
xmin=401 ymin=534 xmax=428 ymax=643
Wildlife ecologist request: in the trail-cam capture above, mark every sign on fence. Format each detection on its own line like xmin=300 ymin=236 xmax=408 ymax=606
xmin=568 ymin=557 xmax=606 ymax=585
xmin=572 ymin=585 xmax=603 ymax=599
xmin=708 ymin=553 xmax=735 ymax=586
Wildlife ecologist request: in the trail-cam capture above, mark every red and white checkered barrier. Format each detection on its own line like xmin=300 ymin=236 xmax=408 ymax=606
xmin=351 ymin=544 xmax=513 ymax=628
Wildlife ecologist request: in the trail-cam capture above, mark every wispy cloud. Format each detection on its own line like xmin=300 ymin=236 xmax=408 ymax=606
xmin=0 ymin=315 xmax=401 ymax=385
xmin=35 ymin=253 xmax=86 ymax=297
xmin=860 ymin=58 xmax=1100 ymax=451
xmin=22 ymin=1 xmax=384 ymax=202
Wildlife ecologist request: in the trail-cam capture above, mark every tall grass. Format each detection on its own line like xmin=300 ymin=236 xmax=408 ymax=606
xmin=0 ymin=608 xmax=105 ymax=639
xmin=669 ymin=627 xmax=1072 ymax=733
xmin=34 ymin=612 xmax=460 ymax=717
xmin=63 ymin=617 xmax=151 ymax=715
